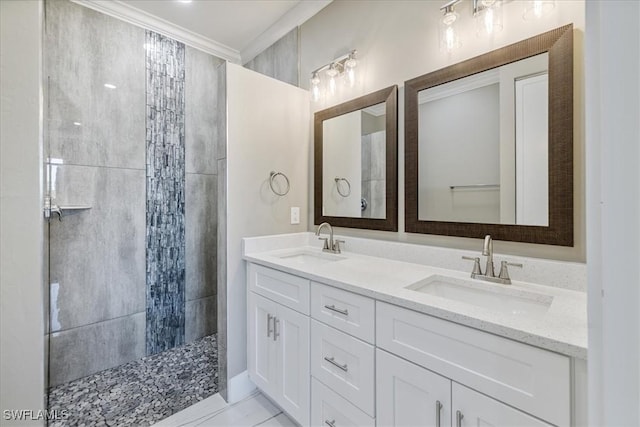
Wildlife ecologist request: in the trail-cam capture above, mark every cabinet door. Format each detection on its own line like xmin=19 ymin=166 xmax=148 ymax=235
xmin=248 ymin=292 xmax=278 ymax=397
xmin=377 ymin=349 xmax=452 ymax=427
xmin=276 ymin=303 xmax=310 ymax=426
xmin=452 ymin=383 xmax=552 ymax=427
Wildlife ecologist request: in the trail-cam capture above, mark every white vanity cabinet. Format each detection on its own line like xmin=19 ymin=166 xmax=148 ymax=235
xmin=246 ymin=261 xmax=579 ymax=427
xmin=247 ymin=265 xmax=310 ymax=425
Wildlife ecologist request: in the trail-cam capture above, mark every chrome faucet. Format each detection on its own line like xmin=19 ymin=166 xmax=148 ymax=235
xmin=482 ymin=235 xmax=495 ymax=278
xmin=462 ymin=234 xmax=522 ymax=285
xmin=316 ymin=222 xmax=344 ymax=254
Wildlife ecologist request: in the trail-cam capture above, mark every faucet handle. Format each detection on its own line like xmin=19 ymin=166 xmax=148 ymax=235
xmin=462 ymin=256 xmax=482 ymax=277
xmin=498 ymin=261 xmax=523 ymax=281
xmin=318 ymin=237 xmax=330 ymax=250
xmin=334 ymin=239 xmax=345 ymax=253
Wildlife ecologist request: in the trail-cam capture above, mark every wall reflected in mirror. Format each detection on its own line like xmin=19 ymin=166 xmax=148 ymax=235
xmin=418 ymin=53 xmax=549 ymax=226
xmin=323 ymin=102 xmax=386 ymax=219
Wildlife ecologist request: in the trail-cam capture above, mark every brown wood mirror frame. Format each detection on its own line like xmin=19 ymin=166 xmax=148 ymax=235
xmin=404 ymin=25 xmax=573 ymax=245
xmin=315 ymin=85 xmax=398 ymax=231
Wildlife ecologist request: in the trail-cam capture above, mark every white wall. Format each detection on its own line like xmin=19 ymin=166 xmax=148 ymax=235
xmin=226 ymin=64 xmax=309 ymax=391
xmin=0 ymin=0 xmax=46 ymax=423
xmin=586 ymin=1 xmax=640 ymax=426
xmin=301 ymin=0 xmax=585 ymax=262
xmin=322 ymin=110 xmax=361 ymax=217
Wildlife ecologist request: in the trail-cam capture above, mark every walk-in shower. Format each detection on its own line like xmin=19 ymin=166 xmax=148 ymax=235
xmin=44 ymin=1 xmax=222 ymax=424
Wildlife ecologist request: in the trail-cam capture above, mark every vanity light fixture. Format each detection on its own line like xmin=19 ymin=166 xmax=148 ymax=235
xmin=523 ymin=0 xmax=555 ymax=20
xmin=308 ymin=49 xmax=358 ymax=102
xmin=438 ymin=0 xmax=555 ymax=52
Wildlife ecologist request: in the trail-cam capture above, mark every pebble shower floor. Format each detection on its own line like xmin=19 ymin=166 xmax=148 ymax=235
xmin=47 ymin=334 xmax=218 ymax=426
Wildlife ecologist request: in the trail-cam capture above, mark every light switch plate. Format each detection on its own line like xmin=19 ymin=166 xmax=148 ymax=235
xmin=290 ymin=207 xmax=300 ymax=224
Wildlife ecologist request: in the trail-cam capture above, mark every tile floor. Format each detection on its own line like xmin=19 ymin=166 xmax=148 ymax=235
xmin=48 ymin=334 xmax=218 ymax=426
xmin=153 ymin=391 xmax=295 ymax=427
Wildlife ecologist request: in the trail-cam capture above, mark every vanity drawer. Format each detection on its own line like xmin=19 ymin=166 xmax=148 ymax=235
xmin=376 ymin=302 xmax=570 ymax=427
xmin=311 ymin=378 xmax=375 ymax=427
xmin=311 ymin=320 xmax=375 ymax=417
xmin=247 ymin=263 xmax=310 ymax=314
xmin=311 ymin=282 xmax=375 ymax=344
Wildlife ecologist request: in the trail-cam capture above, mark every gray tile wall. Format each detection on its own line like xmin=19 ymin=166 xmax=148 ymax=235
xmin=45 ymin=0 xmax=147 ymax=385
xmin=45 ymin=0 xmax=222 ymax=386
xmin=243 ymin=28 xmax=299 ymax=86
xmin=184 ymin=47 xmax=224 ymax=344
xmin=361 ymin=131 xmax=386 ymax=219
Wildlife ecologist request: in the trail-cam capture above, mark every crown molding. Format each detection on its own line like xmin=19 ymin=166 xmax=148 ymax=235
xmin=71 ymin=0 xmax=241 ymax=63
xmin=240 ymin=0 xmax=332 ymax=64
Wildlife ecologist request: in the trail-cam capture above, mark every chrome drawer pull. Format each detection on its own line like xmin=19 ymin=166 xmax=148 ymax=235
xmin=323 ymin=356 xmax=348 ymax=372
xmin=435 ymin=400 xmax=442 ymax=427
xmin=456 ymin=410 xmax=464 ymax=427
xmin=324 ymin=304 xmax=349 ymax=316
xmin=266 ymin=313 xmax=273 ymax=338
xmin=325 ymin=420 xmax=336 ymax=427
xmin=273 ymin=317 xmax=280 ymax=341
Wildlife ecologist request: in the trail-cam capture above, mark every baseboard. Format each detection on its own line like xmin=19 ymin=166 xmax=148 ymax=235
xmin=227 ymin=370 xmax=256 ymax=403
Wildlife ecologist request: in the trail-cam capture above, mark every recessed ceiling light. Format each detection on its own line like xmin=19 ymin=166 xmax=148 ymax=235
xmin=73 ymin=122 xmax=82 ymax=126
xmin=177 ymin=0 xmax=192 ymax=3
xmin=104 ymin=83 xmax=117 ymax=89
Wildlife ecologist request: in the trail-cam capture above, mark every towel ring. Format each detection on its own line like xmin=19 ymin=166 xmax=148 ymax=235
xmin=269 ymin=171 xmax=290 ymax=196
xmin=334 ymin=177 xmax=351 ymax=197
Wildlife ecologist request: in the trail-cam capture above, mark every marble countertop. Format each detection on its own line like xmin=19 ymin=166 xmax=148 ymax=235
xmin=243 ymin=243 xmax=587 ymax=359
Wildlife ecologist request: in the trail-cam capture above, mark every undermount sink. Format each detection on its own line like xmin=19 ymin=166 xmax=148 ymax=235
xmin=406 ymin=274 xmax=553 ymax=316
xmin=276 ymin=249 xmax=346 ymax=267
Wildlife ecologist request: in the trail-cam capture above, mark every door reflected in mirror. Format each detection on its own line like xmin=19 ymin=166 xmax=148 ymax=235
xmin=323 ymin=102 xmax=386 ymax=219
xmin=418 ymin=53 xmax=549 ymax=226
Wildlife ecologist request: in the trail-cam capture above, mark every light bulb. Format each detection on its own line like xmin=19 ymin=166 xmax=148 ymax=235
xmin=344 ymin=52 xmax=357 ymax=88
xmin=440 ymin=6 xmax=460 ymax=52
xmin=446 ymin=27 xmax=455 ymax=51
xmin=523 ymin=0 xmax=555 ymax=20
xmin=310 ymin=72 xmax=320 ymax=102
xmin=329 ymin=75 xmax=337 ymax=95
xmin=475 ymin=0 xmax=502 ymax=37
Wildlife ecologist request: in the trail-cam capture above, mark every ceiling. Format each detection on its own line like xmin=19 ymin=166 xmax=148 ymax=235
xmin=81 ymin=0 xmax=332 ymax=63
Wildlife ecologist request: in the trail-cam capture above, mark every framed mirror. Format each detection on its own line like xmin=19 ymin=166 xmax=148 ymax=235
xmin=405 ymin=24 xmax=573 ymax=245
xmin=315 ymin=85 xmax=398 ymax=231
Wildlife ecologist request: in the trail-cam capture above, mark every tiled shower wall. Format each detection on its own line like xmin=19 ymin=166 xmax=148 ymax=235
xmin=46 ymin=0 xmax=222 ymax=386
xmin=243 ymin=28 xmax=299 ymax=86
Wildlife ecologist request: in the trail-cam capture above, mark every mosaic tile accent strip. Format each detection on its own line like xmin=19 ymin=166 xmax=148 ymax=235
xmin=145 ymin=30 xmax=187 ymax=355
xmin=48 ymin=334 xmax=218 ymax=427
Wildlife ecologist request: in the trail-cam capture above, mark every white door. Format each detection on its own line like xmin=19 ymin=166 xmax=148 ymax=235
xmin=247 ymin=292 xmax=278 ymax=396
xmin=452 ymin=383 xmax=551 ymax=427
xmin=515 ymin=72 xmax=549 ymax=226
xmin=376 ymin=349 xmax=452 ymax=427
xmin=276 ymin=303 xmax=310 ymax=426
